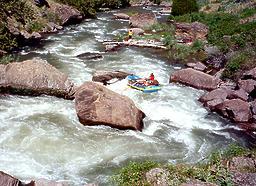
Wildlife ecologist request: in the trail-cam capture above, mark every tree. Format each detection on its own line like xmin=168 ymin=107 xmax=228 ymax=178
xmin=172 ymin=0 xmax=199 ymax=16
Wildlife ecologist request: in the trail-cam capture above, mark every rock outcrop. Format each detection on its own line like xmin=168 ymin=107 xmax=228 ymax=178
xmin=49 ymin=2 xmax=83 ymax=26
xmin=129 ymin=13 xmax=157 ymax=29
xmin=170 ymin=68 xmax=220 ymax=91
xmin=92 ymin=70 xmax=130 ymax=85
xmin=175 ymin=22 xmax=209 ymax=43
xmin=0 ymin=58 xmax=74 ymax=99
xmin=75 ymin=82 xmax=145 ymax=131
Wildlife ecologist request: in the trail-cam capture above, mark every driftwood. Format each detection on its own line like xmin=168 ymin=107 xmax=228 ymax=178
xmin=103 ymin=40 xmax=167 ymax=49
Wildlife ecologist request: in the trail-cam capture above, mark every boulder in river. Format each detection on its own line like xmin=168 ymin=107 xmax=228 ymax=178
xmin=113 ymin=13 xmax=130 ymax=20
xmin=0 ymin=58 xmax=75 ymax=99
xmin=75 ymin=82 xmax=145 ymax=131
xmin=76 ymin=52 xmax=103 ymax=60
xmin=92 ymin=70 xmax=131 ymax=85
xmin=129 ymin=13 xmax=157 ymax=29
xmin=170 ymin=68 xmax=220 ymax=91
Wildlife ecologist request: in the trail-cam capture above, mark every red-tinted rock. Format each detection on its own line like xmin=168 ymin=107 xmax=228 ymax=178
xmin=170 ymin=68 xmax=220 ymax=91
xmin=199 ymin=88 xmax=228 ymax=103
xmin=242 ymin=67 xmax=256 ymax=80
xmin=227 ymin=89 xmax=248 ymax=101
xmin=75 ymin=82 xmax=145 ymax=131
xmin=214 ymin=99 xmax=252 ymax=122
xmin=238 ymin=79 xmax=256 ymax=94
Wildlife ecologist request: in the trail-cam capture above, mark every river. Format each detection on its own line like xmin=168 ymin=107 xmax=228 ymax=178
xmin=0 ymin=6 xmax=249 ymax=186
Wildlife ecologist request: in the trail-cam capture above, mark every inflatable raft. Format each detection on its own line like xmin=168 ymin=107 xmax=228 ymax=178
xmin=127 ymin=75 xmax=161 ymax=93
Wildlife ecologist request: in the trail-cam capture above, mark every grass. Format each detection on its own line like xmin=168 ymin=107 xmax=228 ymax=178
xmin=112 ymin=144 xmax=253 ymax=186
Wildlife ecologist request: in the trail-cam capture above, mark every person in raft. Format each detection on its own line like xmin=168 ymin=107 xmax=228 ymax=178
xmin=128 ymin=29 xmax=133 ymax=40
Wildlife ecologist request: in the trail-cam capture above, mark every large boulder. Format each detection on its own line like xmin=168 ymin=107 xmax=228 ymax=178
xmin=214 ymin=99 xmax=252 ymax=123
xmin=129 ymin=13 xmax=157 ymax=29
xmin=75 ymin=82 xmax=145 ymax=131
xmin=170 ymin=68 xmax=220 ymax=91
xmin=49 ymin=3 xmax=83 ymax=26
xmin=0 ymin=58 xmax=74 ymax=99
xmin=92 ymin=71 xmax=130 ymax=85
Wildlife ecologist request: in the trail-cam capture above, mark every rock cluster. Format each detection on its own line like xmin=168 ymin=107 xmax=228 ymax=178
xmin=199 ymin=67 xmax=256 ymax=129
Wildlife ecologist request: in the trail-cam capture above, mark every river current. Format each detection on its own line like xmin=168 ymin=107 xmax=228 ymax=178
xmin=0 ymin=6 xmax=248 ymax=185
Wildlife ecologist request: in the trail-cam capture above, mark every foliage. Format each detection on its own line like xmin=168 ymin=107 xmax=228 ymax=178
xmin=112 ymin=161 xmax=159 ymax=186
xmin=112 ymin=144 xmax=252 ymax=186
xmin=56 ymin=0 xmax=130 ymax=17
xmin=171 ymin=11 xmax=256 ymax=52
xmin=26 ymin=20 xmax=44 ymax=33
xmin=0 ymin=54 xmax=17 ymax=64
xmin=172 ymin=0 xmax=199 ymax=16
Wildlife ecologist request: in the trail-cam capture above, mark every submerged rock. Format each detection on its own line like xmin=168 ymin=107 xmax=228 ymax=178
xmin=129 ymin=13 xmax=157 ymax=29
xmin=76 ymin=52 xmax=103 ymax=60
xmin=170 ymin=68 xmax=220 ymax=91
xmin=0 ymin=58 xmax=75 ymax=99
xmin=92 ymin=70 xmax=130 ymax=85
xmin=75 ymin=82 xmax=145 ymax=131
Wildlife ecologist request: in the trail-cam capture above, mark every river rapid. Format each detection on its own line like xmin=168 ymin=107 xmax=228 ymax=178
xmin=0 ymin=6 xmax=249 ymax=185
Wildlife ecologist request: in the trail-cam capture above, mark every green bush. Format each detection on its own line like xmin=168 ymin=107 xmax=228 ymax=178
xmin=172 ymin=0 xmax=199 ymax=16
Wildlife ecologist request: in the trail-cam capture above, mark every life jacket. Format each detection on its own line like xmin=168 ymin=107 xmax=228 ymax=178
xmin=149 ymin=74 xmax=154 ymax=81
xmin=128 ymin=30 xmax=133 ymax=36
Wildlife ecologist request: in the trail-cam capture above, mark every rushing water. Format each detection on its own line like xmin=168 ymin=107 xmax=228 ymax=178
xmin=0 ymin=6 xmax=250 ymax=186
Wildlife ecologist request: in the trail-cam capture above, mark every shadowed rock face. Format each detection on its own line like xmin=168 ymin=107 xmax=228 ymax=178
xmin=0 ymin=59 xmax=74 ymax=99
xmin=170 ymin=68 xmax=220 ymax=91
xmin=129 ymin=13 xmax=157 ymax=29
xmin=75 ymin=82 xmax=145 ymax=131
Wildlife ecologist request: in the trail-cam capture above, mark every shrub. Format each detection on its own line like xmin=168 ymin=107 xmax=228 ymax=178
xmin=172 ymin=0 xmax=199 ymax=16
